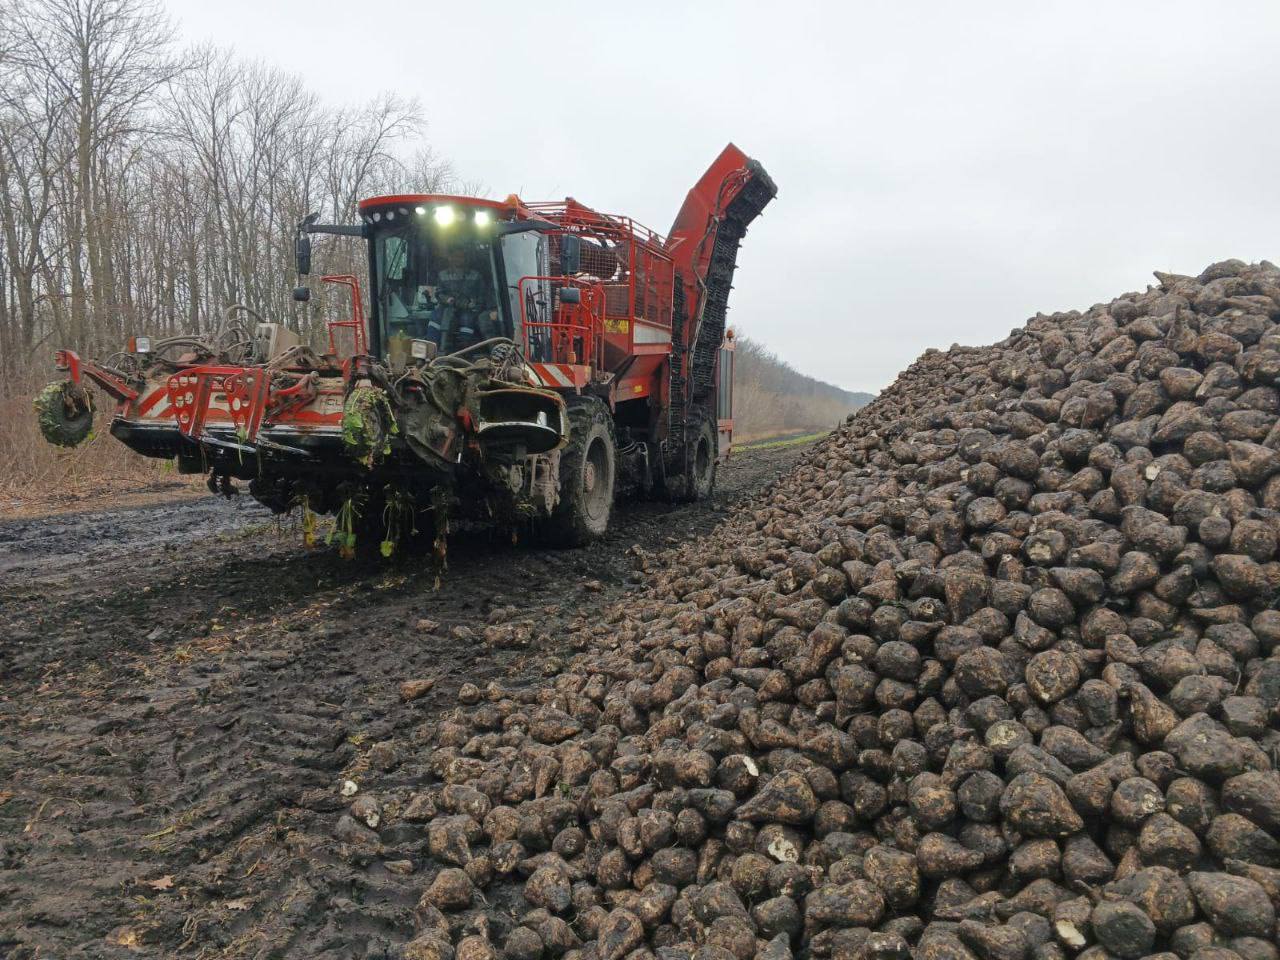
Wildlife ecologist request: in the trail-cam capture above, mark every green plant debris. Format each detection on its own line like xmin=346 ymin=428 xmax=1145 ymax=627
xmin=329 ymin=494 xmax=362 ymax=560
xmin=342 ymin=387 xmax=396 ymax=469
xmin=379 ymin=487 xmax=417 ymax=558
xmin=740 ymin=430 xmax=827 ymax=450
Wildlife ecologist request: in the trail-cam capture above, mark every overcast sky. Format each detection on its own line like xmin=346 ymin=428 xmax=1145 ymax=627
xmin=166 ymin=0 xmax=1280 ymax=395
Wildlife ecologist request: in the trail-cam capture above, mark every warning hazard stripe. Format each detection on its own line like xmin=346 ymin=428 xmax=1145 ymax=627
xmin=138 ymin=386 xmax=168 ymax=415
xmin=533 ymin=363 xmax=575 ymax=388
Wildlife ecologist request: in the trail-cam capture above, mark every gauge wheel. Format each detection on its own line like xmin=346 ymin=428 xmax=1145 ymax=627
xmin=34 ymin=381 xmax=95 ymax=448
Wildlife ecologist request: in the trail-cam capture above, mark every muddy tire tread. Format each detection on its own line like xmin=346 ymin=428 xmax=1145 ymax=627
xmin=541 ymin=397 xmax=617 ymax=547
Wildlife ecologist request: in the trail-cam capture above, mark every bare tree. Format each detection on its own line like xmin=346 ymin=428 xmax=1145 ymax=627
xmin=5 ymin=0 xmax=180 ymax=349
xmin=0 ymin=0 xmax=462 ymax=382
xmin=0 ymin=71 xmax=69 ymax=373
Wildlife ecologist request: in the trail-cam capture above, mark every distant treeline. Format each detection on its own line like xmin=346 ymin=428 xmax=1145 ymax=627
xmin=733 ymin=335 xmax=873 ymax=441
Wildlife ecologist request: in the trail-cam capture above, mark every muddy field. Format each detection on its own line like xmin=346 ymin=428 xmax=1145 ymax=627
xmin=0 ymin=442 xmax=809 ymax=959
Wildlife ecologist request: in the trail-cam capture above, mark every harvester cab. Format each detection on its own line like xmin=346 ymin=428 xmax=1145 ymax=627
xmin=35 ymin=144 xmax=776 ymax=550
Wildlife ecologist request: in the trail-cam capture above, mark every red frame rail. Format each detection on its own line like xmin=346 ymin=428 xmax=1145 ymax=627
xmin=524 ymin=203 xmax=675 ymax=334
xmin=320 ymin=274 xmax=368 ymax=358
xmin=518 ymin=276 xmax=606 ymax=371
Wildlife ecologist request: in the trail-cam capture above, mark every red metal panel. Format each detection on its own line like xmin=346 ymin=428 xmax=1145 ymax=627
xmin=614 ymin=354 xmax=667 ymax=404
xmin=358 ymin=194 xmax=507 ymax=213
xmin=163 ymin=366 xmax=246 ymax=437
xmin=137 ymin=385 xmax=169 ymax=416
xmin=223 ymin=369 xmax=271 ymax=439
xmin=665 ymin=143 xmax=753 ymax=283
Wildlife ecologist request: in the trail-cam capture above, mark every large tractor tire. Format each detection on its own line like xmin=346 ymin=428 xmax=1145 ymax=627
xmin=668 ymin=408 xmax=718 ymax=503
xmin=34 ymin=381 xmax=95 ymax=448
xmin=541 ymin=397 xmax=617 ymax=547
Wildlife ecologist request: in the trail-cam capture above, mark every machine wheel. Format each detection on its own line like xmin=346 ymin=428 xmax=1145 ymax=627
xmin=668 ymin=408 xmax=718 ymax=502
xmin=541 ymin=397 xmax=617 ymax=547
xmin=34 ymin=381 xmax=95 ymax=448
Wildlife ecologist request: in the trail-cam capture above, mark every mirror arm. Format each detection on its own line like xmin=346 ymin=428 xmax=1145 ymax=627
xmin=496 ymin=221 xmax=548 ymax=237
xmin=303 ymin=223 xmax=367 ymax=238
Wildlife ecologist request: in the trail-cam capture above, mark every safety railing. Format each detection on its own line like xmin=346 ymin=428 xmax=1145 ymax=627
xmin=321 ymin=275 xmax=368 ymax=358
xmin=529 ymin=200 xmax=676 ymax=332
xmin=518 ymin=276 xmax=606 ymax=372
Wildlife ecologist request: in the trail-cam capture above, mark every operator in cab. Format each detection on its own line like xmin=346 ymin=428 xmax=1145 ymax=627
xmin=417 ymin=246 xmax=500 ymax=353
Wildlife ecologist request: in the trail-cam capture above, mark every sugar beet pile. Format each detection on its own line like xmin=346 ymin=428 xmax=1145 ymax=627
xmin=366 ymin=260 xmax=1280 ymax=960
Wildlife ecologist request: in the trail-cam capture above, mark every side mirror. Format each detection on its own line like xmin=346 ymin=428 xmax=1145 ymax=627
xmin=295 ymin=212 xmax=319 ymax=276
xmin=293 ymin=286 xmax=311 ymax=302
xmin=295 ymin=233 xmax=312 ymax=276
xmin=559 ymin=287 xmax=581 ymax=305
xmin=560 ymin=234 xmax=581 ymax=275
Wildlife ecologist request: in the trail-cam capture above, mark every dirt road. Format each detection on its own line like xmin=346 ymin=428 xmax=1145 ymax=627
xmin=0 ymin=442 xmax=809 ymax=959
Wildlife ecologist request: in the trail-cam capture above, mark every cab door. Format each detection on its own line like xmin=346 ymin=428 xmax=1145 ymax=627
xmin=499 ymin=231 xmax=550 ymax=359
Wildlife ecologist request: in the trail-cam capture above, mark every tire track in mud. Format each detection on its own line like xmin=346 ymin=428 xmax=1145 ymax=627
xmin=0 ymin=442 xmax=809 ymax=959
xmin=0 ymin=494 xmax=271 ymax=579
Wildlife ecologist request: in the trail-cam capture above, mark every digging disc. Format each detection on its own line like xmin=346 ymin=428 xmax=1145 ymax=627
xmin=33 ymin=381 xmax=95 ymax=448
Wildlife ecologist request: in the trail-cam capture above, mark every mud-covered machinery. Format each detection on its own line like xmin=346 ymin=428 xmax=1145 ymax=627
xmin=35 ymin=145 xmax=776 ymax=547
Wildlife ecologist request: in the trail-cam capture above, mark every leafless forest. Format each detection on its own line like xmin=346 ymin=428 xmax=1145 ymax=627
xmin=0 ymin=0 xmax=460 ymax=377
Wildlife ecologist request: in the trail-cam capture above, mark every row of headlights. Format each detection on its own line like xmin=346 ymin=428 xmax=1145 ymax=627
xmin=367 ymin=206 xmax=491 ymax=227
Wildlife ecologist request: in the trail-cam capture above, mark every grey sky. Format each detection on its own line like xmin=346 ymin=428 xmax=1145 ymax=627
xmin=166 ymin=0 xmax=1280 ymax=394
